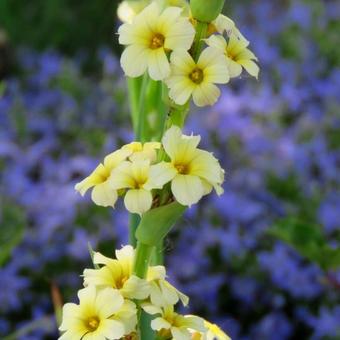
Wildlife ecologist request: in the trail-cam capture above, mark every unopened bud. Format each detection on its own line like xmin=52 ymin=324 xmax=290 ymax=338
xmin=190 ymin=0 xmax=225 ymax=23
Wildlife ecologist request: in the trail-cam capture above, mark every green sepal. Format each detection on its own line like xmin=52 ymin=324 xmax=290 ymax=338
xmin=136 ymin=202 xmax=186 ymax=246
xmin=190 ymin=0 xmax=225 ymax=23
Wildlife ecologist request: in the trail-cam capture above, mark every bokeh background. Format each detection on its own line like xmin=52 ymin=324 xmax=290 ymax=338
xmin=0 ymin=0 xmax=339 ymax=339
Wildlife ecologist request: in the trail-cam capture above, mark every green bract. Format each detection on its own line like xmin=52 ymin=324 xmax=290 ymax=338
xmin=190 ymin=0 xmax=225 ymax=22
xmin=136 ymin=202 xmax=186 ymax=246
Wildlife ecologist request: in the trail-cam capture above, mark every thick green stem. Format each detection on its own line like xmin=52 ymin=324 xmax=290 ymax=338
xmin=133 ymin=242 xmax=154 ymax=278
xmin=128 ymin=214 xmax=140 ymax=247
xmin=137 ymin=74 xmax=150 ymax=142
xmin=192 ymin=21 xmax=209 ymax=62
xmin=127 ymin=77 xmax=143 ymax=133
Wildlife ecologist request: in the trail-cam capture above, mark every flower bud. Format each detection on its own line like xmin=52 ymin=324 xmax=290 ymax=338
xmin=190 ymin=0 xmax=225 ymax=23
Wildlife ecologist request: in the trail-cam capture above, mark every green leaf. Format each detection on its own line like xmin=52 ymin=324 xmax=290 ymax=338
xmin=269 ymin=218 xmax=334 ymax=270
xmin=136 ymin=202 xmax=186 ymax=246
xmin=0 ymin=203 xmax=26 ymax=266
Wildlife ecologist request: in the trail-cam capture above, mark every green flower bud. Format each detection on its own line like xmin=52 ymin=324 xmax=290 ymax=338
xmin=190 ymin=0 xmax=225 ymax=22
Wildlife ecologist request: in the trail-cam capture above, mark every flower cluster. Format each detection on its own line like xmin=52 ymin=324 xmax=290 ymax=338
xmin=118 ymin=1 xmax=259 ymax=107
xmin=59 ymin=245 xmax=230 ymax=340
xmin=75 ymin=126 xmax=224 ymax=214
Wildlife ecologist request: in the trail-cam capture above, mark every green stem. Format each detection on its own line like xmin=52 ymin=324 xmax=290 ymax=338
xmin=133 ymin=242 xmax=154 ymax=278
xmin=192 ymin=21 xmax=209 ymax=62
xmin=128 ymin=214 xmax=140 ymax=248
xmin=137 ymin=74 xmax=150 ymax=142
xmin=127 ymin=76 xmax=143 ymax=133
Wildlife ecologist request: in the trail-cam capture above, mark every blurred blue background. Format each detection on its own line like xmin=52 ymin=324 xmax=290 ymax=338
xmin=0 ymin=0 xmax=339 ymax=339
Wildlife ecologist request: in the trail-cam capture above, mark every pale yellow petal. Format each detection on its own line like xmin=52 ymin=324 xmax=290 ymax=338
xmin=238 ymin=59 xmax=259 ymax=78
xmin=98 ymin=319 xmax=125 ymax=340
xmin=151 ymin=317 xmax=172 ymax=331
xmin=148 ymin=49 xmax=170 ymax=80
xmin=204 ymin=61 xmax=229 ymax=84
xmin=120 ymin=45 xmax=150 ymax=78
xmin=110 ymin=161 xmax=135 ymax=189
xmin=167 ymin=76 xmax=195 ymax=105
xmin=142 ymin=303 xmax=163 ymax=315
xmin=197 ymin=47 xmax=225 ymax=69
xmin=192 ymin=83 xmax=220 ymax=107
xmin=124 ymin=188 xmax=153 ymax=214
xmin=75 ymin=164 xmax=107 ymax=196
xmin=169 ymin=49 xmax=196 ymax=74
xmin=171 ymin=174 xmax=205 ymax=206
xmin=144 ymin=161 xmax=177 ymax=190
xmin=228 ymin=59 xmax=242 ymax=78
xmin=59 ymin=303 xmax=81 ymax=331
xmin=121 ymin=275 xmax=151 ymax=299
xmin=91 ymin=182 xmax=118 ymax=208
xmin=205 ymin=35 xmax=226 ymax=52
xmin=165 ymin=18 xmax=195 ymax=51
xmin=95 ymin=288 xmax=124 ymax=318
xmin=104 ymin=149 xmax=131 ymax=170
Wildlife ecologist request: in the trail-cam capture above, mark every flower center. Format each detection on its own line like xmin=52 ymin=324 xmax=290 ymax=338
xmin=116 ymin=275 xmax=128 ymax=289
xmin=87 ymin=316 xmax=100 ymax=331
xmin=226 ymin=49 xmax=236 ymax=60
xmin=175 ymin=163 xmax=189 ymax=175
xmin=150 ymin=33 xmax=165 ymax=49
xmin=189 ymin=68 xmax=204 ymax=84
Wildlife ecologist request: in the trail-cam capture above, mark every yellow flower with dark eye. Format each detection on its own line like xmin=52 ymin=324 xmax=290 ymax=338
xmin=74 ymin=149 xmax=130 ymax=208
xmin=58 ymin=285 xmax=135 ymax=340
xmin=118 ymin=2 xmax=195 ymax=80
xmin=109 ymin=159 xmax=175 ymax=215
xmin=161 ymin=126 xmax=225 ymax=206
xmin=166 ymin=47 xmax=229 ymax=107
xmin=206 ymin=34 xmax=259 ymax=79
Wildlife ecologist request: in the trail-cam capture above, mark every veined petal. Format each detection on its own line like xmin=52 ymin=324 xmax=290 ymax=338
xmin=167 ymin=76 xmax=195 ymax=105
xmin=189 ymin=150 xmax=223 ymax=185
xmin=151 ymin=317 xmax=172 ymax=331
xmin=148 ymin=49 xmax=170 ymax=81
xmin=121 ymin=275 xmax=151 ymax=299
xmin=238 ymin=59 xmax=259 ymax=78
xmin=169 ymin=49 xmax=196 ymax=74
xmin=59 ymin=303 xmax=81 ymax=331
xmin=142 ymin=303 xmax=163 ymax=315
xmin=144 ymin=161 xmax=177 ymax=190
xmin=98 ymin=319 xmax=125 ymax=340
xmin=192 ymin=83 xmax=220 ymax=107
xmin=171 ymin=174 xmax=205 ymax=206
xmin=157 ymin=6 xmax=182 ymax=33
xmin=95 ymin=288 xmax=124 ymax=318
xmin=171 ymin=327 xmax=191 ymax=340
xmin=237 ymin=48 xmax=258 ymax=61
xmin=118 ymin=21 xmax=150 ymax=46
xmin=91 ymin=182 xmax=118 ymax=208
xmin=228 ymin=59 xmax=242 ymax=78
xmin=75 ymin=164 xmax=107 ymax=196
xmin=205 ymin=35 xmax=227 ymax=52
xmin=165 ymin=18 xmax=195 ymax=51
xmin=197 ymin=47 xmax=225 ymax=69
xmin=78 ymin=286 xmax=96 ymax=309
xmin=124 ymin=188 xmax=153 ymax=214
xmin=204 ymin=61 xmax=229 ymax=84
xmin=110 ymin=161 xmax=135 ymax=189
xmin=121 ymin=45 xmax=150 ymax=78
xmin=162 ymin=126 xmax=200 ymax=162
xmin=130 ymin=159 xmax=150 ymax=184
xmin=104 ymin=149 xmax=131 ymax=170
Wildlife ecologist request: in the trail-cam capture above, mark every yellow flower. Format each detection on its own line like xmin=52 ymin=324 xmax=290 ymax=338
xmin=142 ymin=303 xmax=206 ymax=340
xmin=211 ymin=14 xmax=247 ymax=42
xmin=109 ymin=159 xmax=175 ymax=214
xmin=59 ymin=285 xmax=135 ymax=340
xmin=166 ymin=47 xmax=229 ymax=107
xmin=83 ymin=245 xmax=152 ymax=300
xmin=161 ymin=126 xmax=224 ymax=206
xmin=148 ymin=266 xmax=189 ymax=307
xmin=74 ymin=149 xmax=130 ymax=208
xmin=122 ymin=141 xmax=161 ymax=162
xmin=206 ymin=34 xmax=259 ymax=79
xmin=118 ymin=2 xmax=195 ymax=80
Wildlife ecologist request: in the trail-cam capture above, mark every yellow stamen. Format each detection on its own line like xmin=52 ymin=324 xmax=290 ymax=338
xmin=175 ymin=163 xmax=189 ymax=174
xmin=150 ymin=33 xmax=165 ymax=49
xmin=87 ymin=316 xmax=100 ymax=331
xmin=189 ymin=68 xmax=204 ymax=84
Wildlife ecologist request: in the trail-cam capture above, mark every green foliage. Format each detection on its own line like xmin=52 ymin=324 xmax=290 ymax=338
xmin=269 ymin=218 xmax=340 ymax=271
xmin=0 ymin=81 xmax=5 ymax=96
xmin=0 ymin=202 xmax=26 ymax=266
xmin=136 ymin=202 xmax=186 ymax=246
xmin=0 ymin=0 xmax=119 ymax=54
